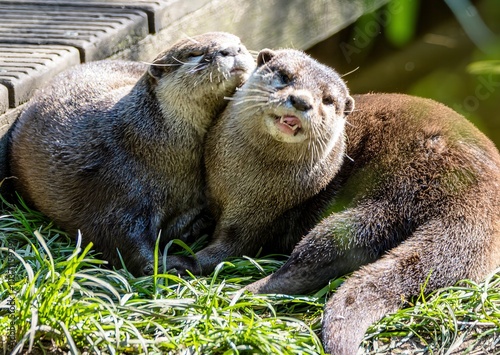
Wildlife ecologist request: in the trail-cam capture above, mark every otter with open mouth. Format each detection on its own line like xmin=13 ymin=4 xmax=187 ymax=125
xmin=167 ymin=48 xmax=500 ymax=355
xmin=166 ymin=48 xmax=354 ymax=275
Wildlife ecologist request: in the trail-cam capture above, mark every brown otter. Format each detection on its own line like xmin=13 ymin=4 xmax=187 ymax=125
xmin=8 ymin=32 xmax=255 ymax=276
xmin=166 ymin=49 xmax=500 ymax=354
xmin=245 ymin=93 xmax=500 ymax=354
xmin=165 ymin=48 xmax=354 ymax=273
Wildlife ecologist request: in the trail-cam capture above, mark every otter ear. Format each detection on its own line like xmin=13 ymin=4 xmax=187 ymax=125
xmin=148 ymin=60 xmax=165 ymax=81
xmin=148 ymin=51 xmax=178 ymax=80
xmin=257 ymin=49 xmax=276 ymax=67
xmin=344 ymin=95 xmax=355 ymax=116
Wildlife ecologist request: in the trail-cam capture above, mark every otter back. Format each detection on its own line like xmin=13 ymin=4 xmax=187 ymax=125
xmin=9 ymin=32 xmax=255 ymax=276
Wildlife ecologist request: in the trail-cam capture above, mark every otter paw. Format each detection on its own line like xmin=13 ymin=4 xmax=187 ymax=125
xmin=242 ymin=275 xmax=281 ymax=294
xmin=166 ymin=255 xmax=202 ymax=276
xmin=142 ymin=262 xmax=155 ymax=276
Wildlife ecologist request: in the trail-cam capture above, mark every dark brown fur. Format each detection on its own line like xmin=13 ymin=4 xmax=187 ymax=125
xmin=166 ymin=49 xmax=500 ymax=354
xmin=8 ymin=32 xmax=255 ymax=276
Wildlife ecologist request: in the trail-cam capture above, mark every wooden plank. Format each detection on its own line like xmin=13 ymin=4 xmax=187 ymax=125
xmin=113 ymin=0 xmax=390 ymax=61
xmin=0 ymin=4 xmax=149 ymax=62
xmin=0 ymin=0 xmax=210 ymax=33
xmin=0 ymin=85 xmax=8 ymax=115
xmin=0 ymin=45 xmax=80 ymax=108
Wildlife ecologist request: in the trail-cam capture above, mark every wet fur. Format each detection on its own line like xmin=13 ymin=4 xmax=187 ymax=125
xmin=166 ymin=48 xmax=500 ymax=354
xmin=8 ymin=32 xmax=255 ymax=275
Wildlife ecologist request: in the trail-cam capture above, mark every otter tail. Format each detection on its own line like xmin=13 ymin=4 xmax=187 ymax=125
xmin=322 ymin=215 xmax=498 ymax=355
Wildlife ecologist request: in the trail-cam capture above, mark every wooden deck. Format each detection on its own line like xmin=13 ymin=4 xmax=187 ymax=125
xmin=0 ymin=0 xmax=389 ymax=182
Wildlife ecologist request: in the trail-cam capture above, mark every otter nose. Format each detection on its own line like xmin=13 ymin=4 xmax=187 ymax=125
xmin=289 ymin=93 xmax=313 ymax=112
xmin=219 ymin=46 xmax=241 ymax=57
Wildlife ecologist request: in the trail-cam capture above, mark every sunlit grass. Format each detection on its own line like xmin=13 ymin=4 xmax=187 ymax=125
xmin=364 ymin=270 xmax=500 ymax=354
xmin=0 ymin=195 xmax=499 ymax=354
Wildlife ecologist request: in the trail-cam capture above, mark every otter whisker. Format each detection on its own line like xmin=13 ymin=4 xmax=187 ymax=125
xmin=183 ymin=34 xmax=200 ymax=44
xmin=313 ymin=124 xmax=328 ymax=153
xmin=237 ymin=102 xmax=268 ymax=114
xmin=307 ymin=138 xmax=314 ymax=170
xmin=255 ymin=66 xmax=274 ymax=77
xmin=171 ymin=56 xmax=198 ymax=66
xmin=221 ymin=69 xmax=230 ymax=82
xmin=232 ymin=95 xmax=269 ymax=103
xmin=309 ymin=126 xmax=319 ymax=163
xmin=237 ymin=100 xmax=269 ymax=110
xmin=142 ymin=61 xmax=182 ymax=67
xmin=310 ymin=122 xmax=330 ymax=164
xmin=243 ymin=87 xmax=276 ymax=97
xmin=344 ymin=153 xmax=354 ymax=162
xmin=233 ymin=99 xmax=268 ymax=107
xmin=345 ymin=119 xmax=356 ymax=127
xmin=341 ymin=66 xmax=359 ymax=77
xmin=237 ymin=87 xmax=275 ymax=95
xmin=188 ymin=64 xmax=209 ymax=74
xmin=260 ymin=65 xmax=274 ymax=74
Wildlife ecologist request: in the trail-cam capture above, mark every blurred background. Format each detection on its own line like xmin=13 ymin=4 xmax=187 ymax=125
xmin=307 ymin=0 xmax=500 ymax=147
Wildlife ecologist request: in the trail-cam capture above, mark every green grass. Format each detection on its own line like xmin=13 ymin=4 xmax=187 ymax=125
xmin=1 ymin=197 xmax=499 ymax=354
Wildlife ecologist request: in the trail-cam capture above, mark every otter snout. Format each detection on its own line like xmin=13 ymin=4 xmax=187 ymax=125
xmin=218 ymin=45 xmax=242 ymax=57
xmin=289 ymin=91 xmax=313 ymax=112
xmin=216 ymin=45 xmax=255 ymax=82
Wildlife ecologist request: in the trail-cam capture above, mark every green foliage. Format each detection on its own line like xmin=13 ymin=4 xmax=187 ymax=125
xmin=467 ymin=60 xmax=500 ymax=75
xmin=384 ymin=0 xmax=420 ymax=47
xmin=0 ymin=198 xmax=325 ymax=354
xmin=1 ymin=197 xmax=499 ymax=354
xmin=364 ymin=273 xmax=500 ymax=353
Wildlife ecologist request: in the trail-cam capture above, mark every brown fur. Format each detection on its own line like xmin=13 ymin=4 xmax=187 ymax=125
xmin=166 ymin=48 xmax=354 ymax=273
xmin=246 ymin=93 xmax=500 ymax=354
xmin=8 ymin=32 xmax=255 ymax=276
xmin=166 ymin=48 xmax=500 ymax=354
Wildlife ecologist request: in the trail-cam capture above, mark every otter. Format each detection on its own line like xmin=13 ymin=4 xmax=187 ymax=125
xmin=8 ymin=32 xmax=255 ymax=276
xmin=167 ymin=49 xmax=500 ymax=354
xmin=245 ymin=92 xmax=500 ymax=354
xmin=165 ymin=48 xmax=354 ymax=273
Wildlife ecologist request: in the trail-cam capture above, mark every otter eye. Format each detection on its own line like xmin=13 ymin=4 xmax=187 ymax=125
xmin=278 ymin=70 xmax=292 ymax=84
xmin=188 ymin=50 xmax=204 ymax=58
xmin=323 ymin=96 xmax=335 ymax=106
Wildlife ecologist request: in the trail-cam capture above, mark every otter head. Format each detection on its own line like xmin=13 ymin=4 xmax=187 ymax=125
xmin=230 ymin=48 xmax=354 ymax=163
xmin=147 ymin=32 xmax=255 ymax=125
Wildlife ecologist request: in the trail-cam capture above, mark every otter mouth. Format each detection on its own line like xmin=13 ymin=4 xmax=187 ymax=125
xmin=230 ymin=67 xmax=246 ymax=74
xmin=274 ymin=114 xmax=303 ymax=136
